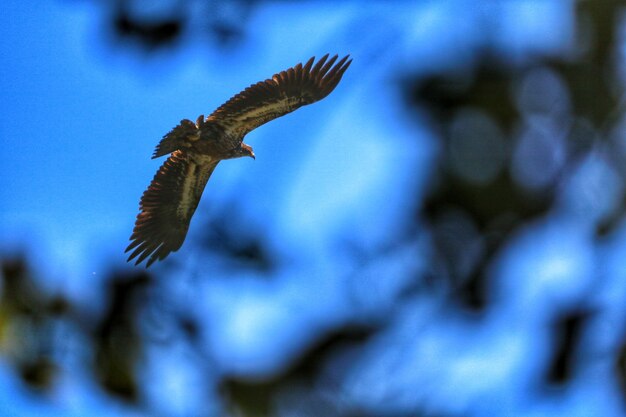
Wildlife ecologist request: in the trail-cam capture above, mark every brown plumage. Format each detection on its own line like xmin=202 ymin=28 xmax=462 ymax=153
xmin=126 ymin=54 xmax=352 ymax=267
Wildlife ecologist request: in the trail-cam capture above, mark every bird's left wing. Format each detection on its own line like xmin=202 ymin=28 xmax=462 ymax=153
xmin=209 ymin=54 xmax=352 ymax=138
xmin=126 ymin=150 xmax=218 ymax=267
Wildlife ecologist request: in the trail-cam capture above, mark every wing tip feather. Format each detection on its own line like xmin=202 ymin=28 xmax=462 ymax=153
xmin=311 ymin=54 xmax=329 ymax=74
xmin=303 ymin=56 xmax=315 ymax=73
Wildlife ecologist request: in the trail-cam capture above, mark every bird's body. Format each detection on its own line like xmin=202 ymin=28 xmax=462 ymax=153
xmin=126 ymin=54 xmax=352 ymax=267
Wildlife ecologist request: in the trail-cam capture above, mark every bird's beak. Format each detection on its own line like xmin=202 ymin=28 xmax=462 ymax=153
xmin=241 ymin=144 xmax=255 ymax=159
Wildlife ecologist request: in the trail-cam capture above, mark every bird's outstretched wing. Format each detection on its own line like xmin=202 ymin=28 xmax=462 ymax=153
xmin=209 ymin=54 xmax=352 ymax=138
xmin=126 ymin=150 xmax=218 ymax=267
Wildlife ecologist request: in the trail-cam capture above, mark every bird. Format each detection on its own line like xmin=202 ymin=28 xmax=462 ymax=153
xmin=126 ymin=54 xmax=352 ymax=267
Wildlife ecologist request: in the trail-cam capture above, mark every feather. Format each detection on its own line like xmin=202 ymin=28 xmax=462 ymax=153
xmin=126 ymin=150 xmax=218 ymax=267
xmin=152 ymin=119 xmax=199 ymax=159
xmin=209 ymin=54 xmax=352 ymax=138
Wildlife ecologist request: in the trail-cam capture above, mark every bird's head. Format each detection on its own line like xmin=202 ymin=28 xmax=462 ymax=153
xmin=238 ymin=143 xmax=255 ymax=160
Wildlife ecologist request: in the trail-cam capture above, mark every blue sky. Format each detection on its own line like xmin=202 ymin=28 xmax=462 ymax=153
xmin=0 ymin=1 xmax=624 ymax=416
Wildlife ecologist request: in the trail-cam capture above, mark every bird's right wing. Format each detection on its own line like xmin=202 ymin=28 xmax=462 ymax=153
xmin=126 ymin=150 xmax=218 ymax=267
xmin=209 ymin=54 xmax=352 ymax=138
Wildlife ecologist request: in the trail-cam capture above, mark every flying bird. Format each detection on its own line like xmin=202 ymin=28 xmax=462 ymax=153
xmin=126 ymin=54 xmax=352 ymax=267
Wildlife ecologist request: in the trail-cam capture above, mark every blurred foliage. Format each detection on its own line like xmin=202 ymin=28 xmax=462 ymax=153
xmin=222 ymin=326 xmax=374 ymax=417
xmin=412 ymin=1 xmax=625 ymax=311
xmin=198 ymin=204 xmax=277 ymax=274
xmin=0 ymin=257 xmax=64 ymax=389
xmin=102 ymin=0 xmax=254 ymax=51
xmin=1 ymin=0 xmax=626 ymax=416
xmin=92 ymin=271 xmax=151 ymax=400
xmin=615 ymin=340 xmax=626 ymax=400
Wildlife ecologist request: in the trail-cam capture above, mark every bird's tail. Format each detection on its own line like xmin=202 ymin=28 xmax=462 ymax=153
xmin=152 ymin=115 xmax=205 ymax=159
